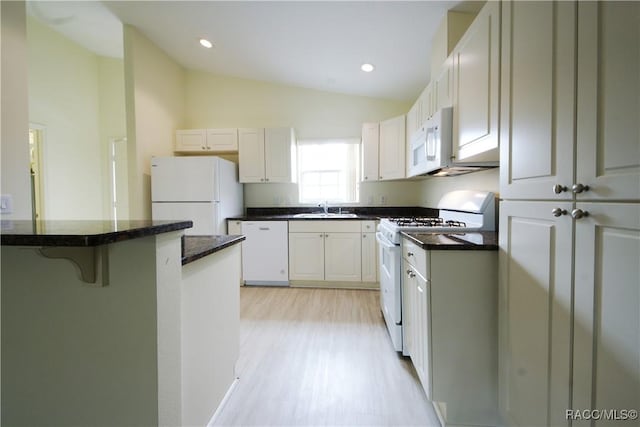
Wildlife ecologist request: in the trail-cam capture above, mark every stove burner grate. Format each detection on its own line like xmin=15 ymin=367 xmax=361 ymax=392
xmin=388 ymin=217 xmax=467 ymax=228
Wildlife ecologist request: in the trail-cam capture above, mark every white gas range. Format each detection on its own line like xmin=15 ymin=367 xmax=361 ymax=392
xmin=376 ymin=190 xmax=496 ymax=353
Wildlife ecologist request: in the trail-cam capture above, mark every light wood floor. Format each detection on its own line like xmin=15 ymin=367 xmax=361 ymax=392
xmin=212 ymin=286 xmax=440 ymax=426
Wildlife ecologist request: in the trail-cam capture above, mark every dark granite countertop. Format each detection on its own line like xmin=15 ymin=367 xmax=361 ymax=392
xmin=229 ymin=206 xmax=438 ymax=221
xmin=402 ymin=231 xmax=498 ymax=251
xmin=1 ymin=220 xmax=193 ymax=247
xmin=182 ymin=235 xmax=245 ymax=265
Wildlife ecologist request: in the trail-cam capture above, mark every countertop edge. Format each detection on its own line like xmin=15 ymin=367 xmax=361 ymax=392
xmin=1 ymin=220 xmax=193 ymax=247
xmin=401 ymin=231 xmax=499 ymax=251
xmin=181 ymin=235 xmax=245 ymax=265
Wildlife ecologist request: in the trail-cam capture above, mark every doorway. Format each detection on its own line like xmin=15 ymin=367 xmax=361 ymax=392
xmin=109 ymin=137 xmax=129 ymax=221
xmin=29 ymin=125 xmax=45 ymax=221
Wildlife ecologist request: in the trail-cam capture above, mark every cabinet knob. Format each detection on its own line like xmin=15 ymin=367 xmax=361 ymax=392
xmin=571 ymin=209 xmax=589 ymax=219
xmin=572 ymin=183 xmax=590 ymax=193
xmin=319 ymin=234 xmax=324 ymax=238
xmin=379 ymin=176 xmax=383 ymax=179
xmin=260 ymin=178 xmax=265 ymax=182
xmin=551 ymin=208 xmax=567 ymax=217
xmin=201 ymin=146 xmax=206 ymax=150
xmin=363 ymin=234 xmax=367 ymax=239
xmin=553 ymin=184 xmax=568 ymax=194
xmin=364 ymin=176 xmax=368 ymax=180
xmin=265 ymin=178 xmax=270 ymax=182
xmin=407 ymin=252 xmax=414 ymax=257
xmin=407 ymin=270 xmax=416 ymax=278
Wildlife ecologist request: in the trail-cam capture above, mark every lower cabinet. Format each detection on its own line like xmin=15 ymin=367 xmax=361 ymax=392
xmin=288 ymin=220 xmax=378 ymax=288
xmin=500 ymin=201 xmax=640 ymax=426
xmin=402 ymin=237 xmax=499 ymax=426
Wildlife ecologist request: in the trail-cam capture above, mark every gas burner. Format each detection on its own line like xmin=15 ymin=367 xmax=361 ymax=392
xmin=391 ymin=217 xmax=445 ymax=227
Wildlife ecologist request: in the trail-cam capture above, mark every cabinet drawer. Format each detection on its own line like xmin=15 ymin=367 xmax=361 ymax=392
xmin=403 ymin=239 xmax=427 ymax=278
xmin=361 ymin=220 xmax=377 ymax=233
xmin=289 ymin=220 xmax=361 ymax=233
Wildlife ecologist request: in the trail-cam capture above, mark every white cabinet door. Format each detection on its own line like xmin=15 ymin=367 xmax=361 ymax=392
xmin=419 ymin=84 xmax=433 ymax=125
xmin=264 ymin=128 xmax=294 ymax=183
xmin=435 ymin=56 xmax=453 ymax=111
xmin=452 ymin=1 xmax=500 ymax=163
xmin=361 ymin=232 xmax=377 ymax=283
xmin=499 ymin=200 xmax=573 ymax=427
xmin=415 ymin=270 xmax=429 ymax=398
xmin=176 ymin=129 xmax=207 ymax=152
xmin=206 ymin=128 xmax=238 ymax=152
xmin=500 ymin=1 xmax=576 ymax=200
xmin=576 ymin=1 xmax=640 ymax=201
xmin=361 ymin=123 xmax=379 ymax=182
xmin=406 ymin=103 xmax=418 ymax=147
xmin=379 ymin=115 xmax=406 ymax=180
xmin=572 ymin=203 xmax=640 ymax=427
xmin=238 ymin=128 xmax=266 ymax=183
xmin=288 ymin=233 xmax=324 ymax=281
xmin=402 ymin=259 xmax=415 ymax=358
xmin=324 ymin=232 xmax=361 ymax=282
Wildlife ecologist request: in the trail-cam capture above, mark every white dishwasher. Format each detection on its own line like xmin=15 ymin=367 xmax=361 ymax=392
xmin=241 ymin=221 xmax=289 ymax=286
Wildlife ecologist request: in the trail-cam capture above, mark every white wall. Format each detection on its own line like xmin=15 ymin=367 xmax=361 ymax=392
xmin=243 ymin=180 xmax=425 ymax=208
xmin=124 ymin=25 xmax=186 ymax=220
xmin=417 ymin=167 xmax=499 ymax=208
xmin=1 ymin=1 xmax=31 ymax=220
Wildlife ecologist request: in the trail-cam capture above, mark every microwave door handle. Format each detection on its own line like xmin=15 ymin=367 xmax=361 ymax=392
xmin=426 ymin=129 xmax=436 ymax=160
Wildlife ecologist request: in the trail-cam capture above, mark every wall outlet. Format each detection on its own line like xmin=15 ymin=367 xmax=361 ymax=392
xmin=380 ymin=195 xmax=387 ymax=205
xmin=0 ymin=194 xmax=13 ymax=214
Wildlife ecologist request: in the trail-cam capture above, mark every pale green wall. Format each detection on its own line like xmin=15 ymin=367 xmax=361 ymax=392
xmin=124 ymin=25 xmax=186 ymax=220
xmin=1 ymin=1 xmax=31 ymax=220
xmin=186 ymin=70 xmax=410 ymax=138
xmin=27 ymin=17 xmax=125 ymax=220
xmin=185 ymin=70 xmax=418 ymax=207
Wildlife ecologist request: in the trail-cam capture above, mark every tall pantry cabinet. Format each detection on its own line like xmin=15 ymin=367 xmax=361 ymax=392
xmin=499 ymin=1 xmax=640 ymax=426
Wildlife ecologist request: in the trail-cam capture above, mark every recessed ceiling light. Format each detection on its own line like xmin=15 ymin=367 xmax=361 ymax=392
xmin=199 ymin=38 xmax=213 ymax=49
xmin=361 ymin=63 xmax=375 ymax=73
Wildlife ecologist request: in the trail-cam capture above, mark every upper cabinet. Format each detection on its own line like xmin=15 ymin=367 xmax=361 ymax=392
xmin=379 ymin=115 xmax=406 ymax=181
xmin=362 ymin=115 xmax=406 ymax=181
xmin=361 ymin=123 xmax=380 ymax=182
xmin=500 ymin=0 xmax=640 ymax=201
xmin=499 ymin=1 xmax=576 ymax=200
xmin=451 ymin=1 xmax=501 ymax=164
xmin=175 ymin=128 xmax=238 ymax=153
xmin=434 ymin=55 xmax=454 ymax=112
xmin=575 ymin=1 xmax=640 ymax=201
xmin=238 ymin=127 xmax=296 ymax=183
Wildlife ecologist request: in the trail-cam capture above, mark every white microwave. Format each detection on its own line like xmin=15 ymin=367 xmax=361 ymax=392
xmin=408 ymin=107 xmax=453 ymax=177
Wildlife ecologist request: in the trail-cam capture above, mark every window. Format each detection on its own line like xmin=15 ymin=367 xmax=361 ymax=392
xmin=297 ymin=139 xmax=360 ymax=204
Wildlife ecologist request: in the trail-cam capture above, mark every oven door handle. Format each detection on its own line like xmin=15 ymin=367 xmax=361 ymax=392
xmin=376 ymin=232 xmax=397 ymax=249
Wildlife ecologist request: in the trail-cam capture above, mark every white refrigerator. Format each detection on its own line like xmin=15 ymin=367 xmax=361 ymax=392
xmin=151 ymin=156 xmax=243 ymax=235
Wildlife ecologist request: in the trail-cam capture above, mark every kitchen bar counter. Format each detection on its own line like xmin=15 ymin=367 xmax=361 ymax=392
xmin=402 ymin=231 xmax=498 ymax=250
xmin=0 ymin=219 xmax=193 ymax=246
xmin=1 ymin=218 xmax=242 ymax=426
xmin=182 ymin=235 xmax=245 ymax=265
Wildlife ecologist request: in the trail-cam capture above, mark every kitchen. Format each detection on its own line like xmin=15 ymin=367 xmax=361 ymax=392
xmin=2 ymin=1 xmax=639 ymax=427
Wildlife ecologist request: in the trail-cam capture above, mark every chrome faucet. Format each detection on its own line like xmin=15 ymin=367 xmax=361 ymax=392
xmin=319 ymin=200 xmax=329 ymax=214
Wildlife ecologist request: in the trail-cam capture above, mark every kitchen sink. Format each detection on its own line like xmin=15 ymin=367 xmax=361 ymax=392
xmin=292 ymin=213 xmax=358 ymax=218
